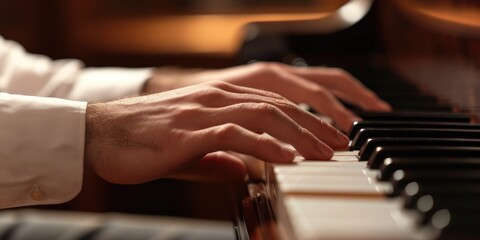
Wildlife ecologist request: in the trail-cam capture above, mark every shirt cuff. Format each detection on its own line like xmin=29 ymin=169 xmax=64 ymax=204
xmin=68 ymin=67 xmax=153 ymax=102
xmin=0 ymin=93 xmax=86 ymax=209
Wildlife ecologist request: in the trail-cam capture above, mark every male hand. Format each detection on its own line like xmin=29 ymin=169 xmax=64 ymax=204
xmin=144 ymin=62 xmax=391 ymax=132
xmin=85 ymin=81 xmax=349 ymax=184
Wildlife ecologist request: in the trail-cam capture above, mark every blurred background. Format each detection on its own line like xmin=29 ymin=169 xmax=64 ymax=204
xmin=0 ymin=0 xmax=344 ymax=68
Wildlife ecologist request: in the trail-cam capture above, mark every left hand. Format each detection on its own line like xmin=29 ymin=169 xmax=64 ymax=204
xmin=144 ymin=62 xmax=391 ymax=132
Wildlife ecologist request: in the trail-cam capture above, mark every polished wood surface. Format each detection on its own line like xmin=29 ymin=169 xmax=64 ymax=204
xmin=63 ymin=0 xmax=348 ymax=57
xmin=379 ymin=0 xmax=480 ymax=118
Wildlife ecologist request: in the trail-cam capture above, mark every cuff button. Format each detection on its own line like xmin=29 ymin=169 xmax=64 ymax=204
xmin=30 ymin=185 xmax=46 ymax=201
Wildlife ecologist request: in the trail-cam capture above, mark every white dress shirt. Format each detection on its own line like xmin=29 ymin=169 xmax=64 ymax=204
xmin=0 ymin=36 xmax=152 ymax=209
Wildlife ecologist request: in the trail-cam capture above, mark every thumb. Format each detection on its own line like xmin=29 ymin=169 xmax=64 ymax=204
xmin=170 ymin=151 xmax=247 ymax=183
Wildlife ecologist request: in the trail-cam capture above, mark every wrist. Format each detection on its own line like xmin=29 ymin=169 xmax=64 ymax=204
xmin=84 ymin=102 xmax=103 ymax=175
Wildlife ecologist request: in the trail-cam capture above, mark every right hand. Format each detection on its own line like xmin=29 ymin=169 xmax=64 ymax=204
xmin=144 ymin=62 xmax=391 ymax=132
xmin=85 ymin=81 xmax=349 ymax=184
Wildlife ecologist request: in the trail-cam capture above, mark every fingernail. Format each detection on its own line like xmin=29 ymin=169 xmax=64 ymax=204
xmin=280 ymin=147 xmax=296 ymax=161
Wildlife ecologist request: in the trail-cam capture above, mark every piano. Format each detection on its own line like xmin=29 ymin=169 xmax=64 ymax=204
xmin=232 ymin=0 xmax=480 ymax=239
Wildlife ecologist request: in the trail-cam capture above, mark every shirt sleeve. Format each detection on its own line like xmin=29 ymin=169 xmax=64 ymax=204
xmin=68 ymin=67 xmax=153 ymax=102
xmin=0 ymin=36 xmax=153 ymax=208
xmin=0 ymin=35 xmax=152 ymax=101
xmin=0 ymin=93 xmax=86 ymax=209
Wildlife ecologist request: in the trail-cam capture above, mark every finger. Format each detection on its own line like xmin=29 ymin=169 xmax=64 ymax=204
xmin=170 ymin=151 xmax=247 ymax=183
xmin=306 ymin=86 xmax=361 ymax=133
xmin=213 ymin=64 xmax=361 ymax=132
xmin=199 ymin=73 xmax=354 ymax=134
xmin=209 ymin=81 xmax=286 ymax=101
xmin=181 ymin=81 xmax=288 ymax=109
xmin=227 ymin=151 xmax=266 ymax=181
xmin=243 ymin=94 xmax=349 ymax=148
xmin=185 ymin=98 xmax=349 ymax=148
xmin=269 ymin=71 xmax=362 ymax=132
xmin=239 ymin=68 xmax=361 ymax=132
xmin=185 ymin=123 xmax=333 ymax=162
xmin=174 ymin=81 xmax=349 ymax=147
xmin=286 ymin=66 xmax=392 ymax=111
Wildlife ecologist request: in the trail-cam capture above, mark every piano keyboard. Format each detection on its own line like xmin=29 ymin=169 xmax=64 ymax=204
xmin=267 ymin=114 xmax=480 ymax=240
xmin=234 ymin=67 xmax=480 ymax=240
xmin=242 ymin=56 xmax=480 ymax=240
xmin=236 ymin=74 xmax=480 ymax=239
xmin=272 ymin=154 xmax=427 ymax=240
xmin=231 ymin=0 xmax=480 ymax=238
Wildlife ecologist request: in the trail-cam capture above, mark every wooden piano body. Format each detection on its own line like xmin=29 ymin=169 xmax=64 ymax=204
xmin=233 ymin=1 xmax=480 ymax=239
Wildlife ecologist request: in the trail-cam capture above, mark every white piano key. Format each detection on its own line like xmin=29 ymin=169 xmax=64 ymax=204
xmin=274 ymin=165 xmax=375 ymax=177
xmin=278 ymin=179 xmax=391 ymax=195
xmin=331 ymin=154 xmax=359 ymax=161
xmin=333 ymin=150 xmax=359 ymax=156
xmin=272 ymin=160 xmax=390 ymax=195
xmin=278 ymin=161 xmax=366 ymax=168
xmin=292 ymin=151 xmax=359 ymax=162
xmin=283 ymin=196 xmax=420 ymax=240
xmin=270 ymin=150 xmax=437 ymax=239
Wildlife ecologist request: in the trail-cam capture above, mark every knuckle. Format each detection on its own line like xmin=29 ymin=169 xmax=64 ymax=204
xmin=252 ymin=62 xmax=281 ymax=76
xmin=208 ymin=80 xmax=229 ymax=89
xmin=174 ymin=106 xmax=202 ymax=119
xmin=330 ymin=68 xmax=357 ymax=84
xmin=253 ymin=61 xmax=275 ymax=69
xmin=214 ymin=123 xmax=240 ymax=140
xmin=253 ymin=134 xmax=269 ymax=150
xmin=255 ymin=103 xmax=281 ymax=117
xmin=272 ymin=98 xmax=304 ymax=116
xmin=265 ymin=90 xmax=286 ymax=100
xmin=311 ymin=86 xmax=329 ymax=98
xmin=254 ymin=103 xmax=290 ymax=127
xmin=192 ymin=87 xmax=226 ymax=101
xmin=330 ymin=67 xmax=348 ymax=76
xmin=313 ymin=86 xmax=326 ymax=94
xmin=273 ymin=98 xmax=296 ymax=109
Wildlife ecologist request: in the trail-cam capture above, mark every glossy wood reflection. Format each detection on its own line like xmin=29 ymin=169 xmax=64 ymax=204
xmin=379 ymin=0 xmax=480 ymax=118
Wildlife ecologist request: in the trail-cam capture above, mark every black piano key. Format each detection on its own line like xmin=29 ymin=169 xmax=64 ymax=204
xmin=355 ymin=111 xmax=470 ymax=123
xmin=368 ymin=146 xmax=480 ymax=169
xmin=348 ymin=121 xmax=480 ymax=140
xmin=347 ymin=96 xmax=451 ymax=112
xmin=358 ymin=138 xmax=480 ymax=161
xmin=413 ymin=194 xmax=480 ymax=225
xmin=351 ymin=128 xmax=480 ymax=150
xmin=402 ymin=181 xmax=480 ymax=209
xmin=387 ymin=100 xmax=452 ymax=112
xmin=430 ymin=209 xmax=480 ymax=240
xmin=378 ymin=157 xmax=480 ymax=181
xmin=389 ymin=169 xmax=480 ymax=196
xmin=375 ymin=92 xmax=439 ymax=102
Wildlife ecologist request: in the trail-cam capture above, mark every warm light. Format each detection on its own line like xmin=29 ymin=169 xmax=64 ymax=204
xmin=68 ymin=0 xmax=353 ymax=56
xmin=338 ymin=0 xmax=371 ymax=24
xmin=74 ymin=13 xmax=330 ymax=56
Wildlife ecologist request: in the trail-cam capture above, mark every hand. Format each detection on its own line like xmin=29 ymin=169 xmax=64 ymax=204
xmin=144 ymin=62 xmax=391 ymax=132
xmin=85 ymin=81 xmax=349 ymax=184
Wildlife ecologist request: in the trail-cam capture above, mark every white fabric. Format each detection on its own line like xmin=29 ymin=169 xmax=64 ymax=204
xmin=0 ymin=36 xmax=152 ymax=208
